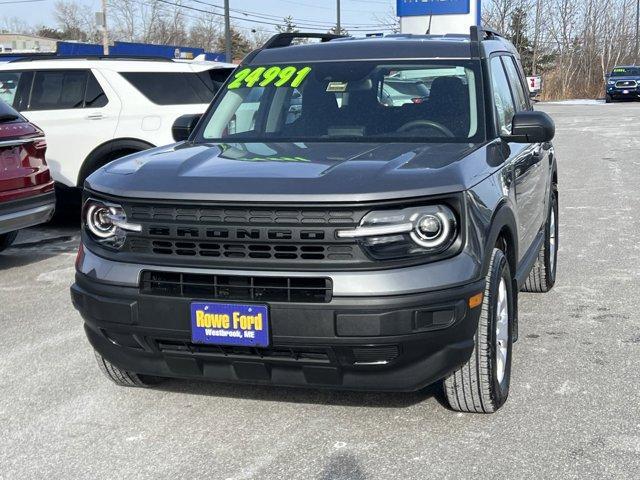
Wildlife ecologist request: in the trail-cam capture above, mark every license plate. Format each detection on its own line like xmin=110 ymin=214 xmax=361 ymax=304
xmin=190 ymin=302 xmax=270 ymax=347
xmin=623 ymin=89 xmax=630 ymax=94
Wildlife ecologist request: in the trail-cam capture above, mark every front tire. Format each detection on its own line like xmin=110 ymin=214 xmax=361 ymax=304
xmin=94 ymin=351 xmax=161 ymax=388
xmin=443 ymin=248 xmax=515 ymax=413
xmin=0 ymin=231 xmax=18 ymax=252
xmin=606 ymin=95 xmax=613 ymax=103
xmin=522 ymin=188 xmax=558 ymax=293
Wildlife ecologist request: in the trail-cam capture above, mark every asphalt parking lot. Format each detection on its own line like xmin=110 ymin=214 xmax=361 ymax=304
xmin=1 ymin=102 xmax=639 ymax=480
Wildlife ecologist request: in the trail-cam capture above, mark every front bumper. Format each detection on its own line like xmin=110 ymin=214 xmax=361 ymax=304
xmin=0 ymin=190 xmax=55 ymax=235
xmin=71 ymin=258 xmax=485 ymax=392
xmin=608 ymin=88 xmax=640 ymax=99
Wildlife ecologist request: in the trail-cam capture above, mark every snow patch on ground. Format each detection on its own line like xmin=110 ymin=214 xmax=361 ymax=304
xmin=541 ymin=99 xmax=606 ymax=105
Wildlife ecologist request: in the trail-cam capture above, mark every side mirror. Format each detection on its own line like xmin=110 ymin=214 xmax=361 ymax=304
xmin=503 ymin=111 xmax=555 ymax=143
xmin=172 ymin=114 xmax=202 ymax=142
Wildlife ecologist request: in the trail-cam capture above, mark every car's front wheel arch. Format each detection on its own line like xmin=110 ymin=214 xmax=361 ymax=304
xmin=77 ymin=138 xmax=155 ymax=187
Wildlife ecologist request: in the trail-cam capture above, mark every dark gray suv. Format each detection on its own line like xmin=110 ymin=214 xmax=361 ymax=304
xmin=71 ymin=28 xmax=559 ymax=413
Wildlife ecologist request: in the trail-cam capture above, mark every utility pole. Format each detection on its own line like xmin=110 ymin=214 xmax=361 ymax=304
xmin=100 ymin=0 xmax=109 ymax=55
xmin=636 ymin=0 xmax=639 ymax=64
xmin=336 ymin=0 xmax=341 ymax=34
xmin=224 ymin=0 xmax=232 ymax=63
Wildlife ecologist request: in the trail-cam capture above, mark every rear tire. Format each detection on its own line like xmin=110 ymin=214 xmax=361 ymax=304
xmin=443 ymin=248 xmax=515 ymax=413
xmin=0 ymin=231 xmax=18 ymax=252
xmin=522 ymin=188 xmax=558 ymax=293
xmin=94 ymin=351 xmax=161 ymax=388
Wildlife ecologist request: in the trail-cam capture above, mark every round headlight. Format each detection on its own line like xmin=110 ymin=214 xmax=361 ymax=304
xmin=86 ymin=203 xmax=116 ymax=239
xmin=411 ymin=211 xmax=453 ymax=248
xmin=416 ymin=215 xmax=443 ymax=240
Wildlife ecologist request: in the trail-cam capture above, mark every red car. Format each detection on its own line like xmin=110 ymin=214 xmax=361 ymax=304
xmin=0 ymin=101 xmax=55 ymax=252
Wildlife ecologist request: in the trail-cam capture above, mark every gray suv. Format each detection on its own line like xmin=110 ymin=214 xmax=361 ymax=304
xmin=71 ymin=28 xmax=559 ymax=413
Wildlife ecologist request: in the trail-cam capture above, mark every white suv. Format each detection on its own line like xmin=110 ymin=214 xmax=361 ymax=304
xmin=0 ymin=57 xmax=234 ymax=192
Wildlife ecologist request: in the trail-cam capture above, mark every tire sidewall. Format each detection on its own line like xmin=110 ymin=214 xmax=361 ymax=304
xmin=486 ymin=250 xmax=515 ymax=407
xmin=544 ymin=190 xmax=559 ymax=286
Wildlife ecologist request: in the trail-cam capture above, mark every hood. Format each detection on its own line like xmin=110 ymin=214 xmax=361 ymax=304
xmin=87 ymin=141 xmax=498 ymax=202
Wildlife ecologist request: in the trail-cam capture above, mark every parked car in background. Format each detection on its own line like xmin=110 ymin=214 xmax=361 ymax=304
xmin=526 ymin=75 xmax=542 ymax=99
xmin=0 ymin=57 xmax=235 ymax=204
xmin=381 ymin=79 xmax=429 ymax=106
xmin=606 ymin=65 xmax=640 ymax=103
xmin=0 ymin=101 xmax=54 ymax=251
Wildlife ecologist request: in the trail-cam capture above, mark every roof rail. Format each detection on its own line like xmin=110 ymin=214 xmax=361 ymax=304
xmin=8 ymin=54 xmax=172 ymax=63
xmin=262 ymin=32 xmax=347 ymax=49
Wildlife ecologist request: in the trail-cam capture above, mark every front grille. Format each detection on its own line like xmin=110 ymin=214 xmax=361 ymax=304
xmin=119 ymin=202 xmax=373 ymax=269
xmin=352 ymin=346 xmax=400 ymax=365
xmin=156 ymin=340 xmax=332 ymax=364
xmin=616 ymin=80 xmax=638 ymax=88
xmin=140 ymin=270 xmax=332 ymax=303
xmin=133 ymin=239 xmax=355 ymax=262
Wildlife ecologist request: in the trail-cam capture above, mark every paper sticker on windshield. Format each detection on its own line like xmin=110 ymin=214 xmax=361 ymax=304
xmin=227 ymin=66 xmax=312 ymax=90
xmin=326 ymin=82 xmax=347 ymax=92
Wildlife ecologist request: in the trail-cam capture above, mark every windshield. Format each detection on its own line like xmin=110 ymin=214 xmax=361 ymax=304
xmin=611 ymin=67 xmax=640 ymax=77
xmin=197 ymin=60 xmax=484 ymax=143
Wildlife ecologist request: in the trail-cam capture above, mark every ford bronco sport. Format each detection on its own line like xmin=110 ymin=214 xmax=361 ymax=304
xmin=71 ymin=28 xmax=559 ymax=413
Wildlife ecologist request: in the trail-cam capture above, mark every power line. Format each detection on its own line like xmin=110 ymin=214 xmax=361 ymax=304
xmin=153 ymin=0 xmax=393 ymax=32
xmin=276 ymin=0 xmax=390 ymax=14
xmin=0 ymin=0 xmax=45 ymax=4
xmin=183 ymin=0 xmax=392 ymax=28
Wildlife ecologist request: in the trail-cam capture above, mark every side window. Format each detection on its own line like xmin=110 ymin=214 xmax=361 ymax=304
xmin=30 ymin=70 xmax=88 ymax=111
xmin=121 ymin=72 xmax=215 ymax=105
xmin=0 ymin=71 xmax=22 ymax=106
xmin=12 ymin=71 xmax=33 ymax=111
xmin=489 ymin=56 xmax=516 ymax=136
xmin=85 ymin=72 xmax=108 ymax=108
xmin=502 ymin=56 xmax=529 ymax=112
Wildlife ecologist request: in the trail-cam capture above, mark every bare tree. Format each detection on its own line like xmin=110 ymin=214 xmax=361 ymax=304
xmin=189 ymin=15 xmax=222 ymax=52
xmin=0 ymin=17 xmax=32 ymax=34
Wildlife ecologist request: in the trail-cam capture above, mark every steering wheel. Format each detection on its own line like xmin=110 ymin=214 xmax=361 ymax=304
xmin=397 ymin=120 xmax=455 ymax=138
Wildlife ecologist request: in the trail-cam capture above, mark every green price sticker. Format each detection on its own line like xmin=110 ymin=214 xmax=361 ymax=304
xmin=228 ymin=66 xmax=312 ymax=90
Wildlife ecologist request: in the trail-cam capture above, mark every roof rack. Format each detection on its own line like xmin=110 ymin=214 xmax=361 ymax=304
xmin=262 ymin=32 xmax=347 ymax=49
xmin=8 ymin=54 xmax=172 ymax=63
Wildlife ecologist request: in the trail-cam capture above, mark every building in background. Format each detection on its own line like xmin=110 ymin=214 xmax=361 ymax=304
xmin=0 ymin=39 xmax=225 ymax=63
xmin=0 ymin=34 xmax=58 ymax=53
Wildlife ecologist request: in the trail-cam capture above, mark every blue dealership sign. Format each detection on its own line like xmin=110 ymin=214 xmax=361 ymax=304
xmin=397 ymin=0 xmax=471 ymax=16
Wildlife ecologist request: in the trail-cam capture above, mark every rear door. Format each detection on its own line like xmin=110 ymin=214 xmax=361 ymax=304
xmin=20 ymin=69 xmax=120 ymax=187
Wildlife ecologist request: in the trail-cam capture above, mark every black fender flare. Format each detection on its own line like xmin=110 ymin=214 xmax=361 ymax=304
xmin=482 ymin=201 xmax=519 ymax=279
xmin=77 ymin=138 xmax=155 ymax=186
xmin=481 ymin=200 xmax=520 ymax=341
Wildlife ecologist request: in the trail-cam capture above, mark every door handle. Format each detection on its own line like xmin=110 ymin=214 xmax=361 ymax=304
xmin=86 ymin=113 xmax=104 ymax=120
